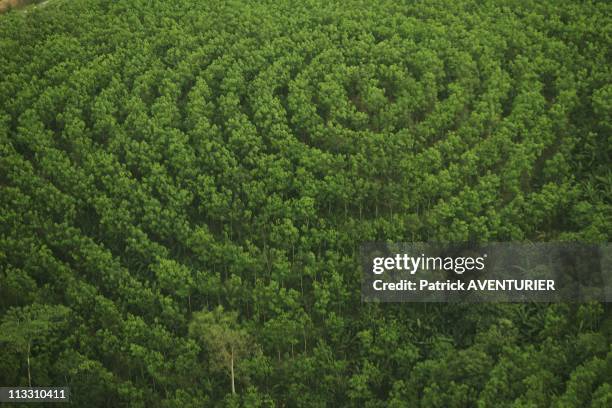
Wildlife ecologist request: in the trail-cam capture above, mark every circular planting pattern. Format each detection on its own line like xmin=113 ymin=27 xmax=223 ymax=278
xmin=0 ymin=0 xmax=610 ymax=406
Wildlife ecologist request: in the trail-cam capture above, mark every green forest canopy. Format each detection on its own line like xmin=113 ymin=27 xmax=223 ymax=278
xmin=0 ymin=0 xmax=610 ymax=406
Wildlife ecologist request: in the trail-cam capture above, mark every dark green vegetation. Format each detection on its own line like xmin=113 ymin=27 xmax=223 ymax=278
xmin=1 ymin=0 xmax=611 ymax=406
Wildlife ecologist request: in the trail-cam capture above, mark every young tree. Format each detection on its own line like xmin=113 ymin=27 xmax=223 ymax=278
xmin=0 ymin=304 xmax=70 ymax=386
xmin=189 ymin=306 xmax=250 ymax=395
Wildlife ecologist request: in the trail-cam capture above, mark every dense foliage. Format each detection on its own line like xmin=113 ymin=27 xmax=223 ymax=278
xmin=0 ymin=0 xmax=610 ymax=406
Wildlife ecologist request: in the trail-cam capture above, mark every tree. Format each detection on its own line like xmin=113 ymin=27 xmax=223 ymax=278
xmin=0 ymin=304 xmax=70 ymax=386
xmin=189 ymin=306 xmax=251 ymax=395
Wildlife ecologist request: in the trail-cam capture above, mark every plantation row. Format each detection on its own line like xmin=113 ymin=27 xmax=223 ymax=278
xmin=0 ymin=0 xmax=610 ymax=406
